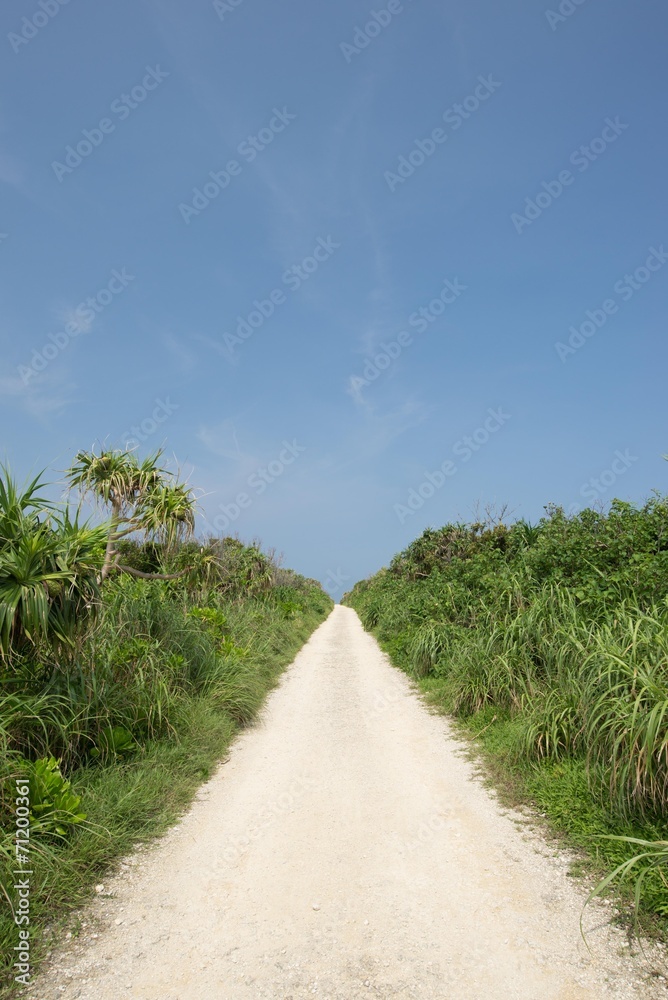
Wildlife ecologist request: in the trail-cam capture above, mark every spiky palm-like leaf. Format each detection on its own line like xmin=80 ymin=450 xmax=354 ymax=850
xmin=138 ymin=482 xmax=196 ymax=546
xmin=66 ymin=449 xmax=196 ymax=579
xmin=67 ymin=448 xmax=166 ymax=513
xmin=0 ymin=470 xmax=106 ymax=656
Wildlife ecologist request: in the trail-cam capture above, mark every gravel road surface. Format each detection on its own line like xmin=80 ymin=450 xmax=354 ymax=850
xmin=30 ymin=605 xmax=667 ymax=999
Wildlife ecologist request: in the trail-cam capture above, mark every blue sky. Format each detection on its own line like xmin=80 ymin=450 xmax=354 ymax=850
xmin=1 ymin=0 xmax=667 ymax=595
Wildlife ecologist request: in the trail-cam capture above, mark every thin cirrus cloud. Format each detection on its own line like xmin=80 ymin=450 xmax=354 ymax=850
xmin=0 ymin=368 xmax=76 ymax=420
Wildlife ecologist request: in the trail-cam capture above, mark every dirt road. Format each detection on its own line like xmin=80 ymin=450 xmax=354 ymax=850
xmin=33 ymin=605 xmax=665 ymax=999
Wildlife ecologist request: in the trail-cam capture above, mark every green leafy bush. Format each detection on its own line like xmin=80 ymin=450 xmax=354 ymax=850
xmin=346 ymin=496 xmax=668 ymax=924
xmin=27 ymin=757 xmax=86 ymax=837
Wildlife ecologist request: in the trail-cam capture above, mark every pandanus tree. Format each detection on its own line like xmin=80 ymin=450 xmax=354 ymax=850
xmin=0 ymin=469 xmax=106 ymax=657
xmin=0 ymin=451 xmax=196 ymax=659
xmin=66 ymin=448 xmax=196 ymax=580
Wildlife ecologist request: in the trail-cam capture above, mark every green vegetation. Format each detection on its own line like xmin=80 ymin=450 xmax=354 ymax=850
xmin=0 ymin=454 xmax=331 ymax=995
xmin=345 ymin=498 xmax=668 ymax=931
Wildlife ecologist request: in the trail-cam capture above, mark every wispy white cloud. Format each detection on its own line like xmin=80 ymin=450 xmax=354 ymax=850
xmin=0 ymin=153 xmax=25 ymax=190
xmin=56 ymin=304 xmax=95 ymax=336
xmin=190 ymin=330 xmax=237 ymax=366
xmin=161 ymin=331 xmax=199 ymax=373
xmin=196 ymin=419 xmax=255 ymax=467
xmin=346 ymin=372 xmax=368 ymax=408
xmin=322 ymin=396 xmax=432 ymax=474
xmin=0 ymin=367 xmax=76 ymax=420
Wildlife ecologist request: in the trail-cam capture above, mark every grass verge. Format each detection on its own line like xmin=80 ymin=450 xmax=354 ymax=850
xmin=1 ymin=596 xmax=329 ymax=998
xmin=345 ymin=505 xmax=668 ymax=937
xmin=419 ymin=677 xmax=668 ymax=939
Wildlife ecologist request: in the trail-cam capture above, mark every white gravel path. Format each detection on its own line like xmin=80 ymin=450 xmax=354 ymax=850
xmin=30 ymin=605 xmax=667 ymax=999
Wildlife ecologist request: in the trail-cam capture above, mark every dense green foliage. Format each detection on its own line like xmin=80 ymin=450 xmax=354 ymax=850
xmin=0 ymin=464 xmax=331 ymax=995
xmin=0 ymin=470 xmax=106 ymax=656
xmin=346 ymin=498 xmax=668 ymax=927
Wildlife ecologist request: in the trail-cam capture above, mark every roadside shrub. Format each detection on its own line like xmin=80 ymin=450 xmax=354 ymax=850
xmin=346 ymin=496 xmax=668 ymax=922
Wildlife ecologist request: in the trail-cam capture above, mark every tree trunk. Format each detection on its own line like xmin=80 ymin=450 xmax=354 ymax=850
xmin=100 ymin=498 xmax=122 ymax=581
